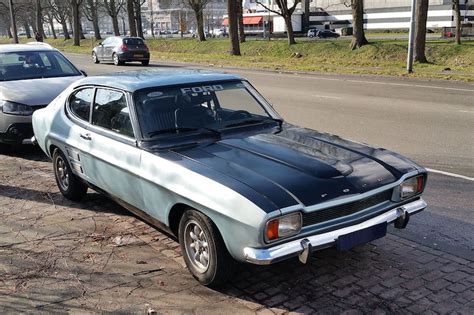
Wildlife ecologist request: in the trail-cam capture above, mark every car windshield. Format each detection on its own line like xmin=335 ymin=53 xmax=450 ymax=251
xmin=0 ymin=50 xmax=81 ymax=81
xmin=134 ymin=80 xmax=280 ymax=139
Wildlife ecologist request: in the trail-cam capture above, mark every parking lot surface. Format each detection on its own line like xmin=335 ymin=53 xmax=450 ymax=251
xmin=1 ymin=146 xmax=473 ymax=314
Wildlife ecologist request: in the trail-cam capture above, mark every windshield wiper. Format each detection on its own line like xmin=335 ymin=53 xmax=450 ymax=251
xmin=223 ymin=117 xmax=283 ymax=129
xmin=148 ymin=126 xmax=221 ymax=138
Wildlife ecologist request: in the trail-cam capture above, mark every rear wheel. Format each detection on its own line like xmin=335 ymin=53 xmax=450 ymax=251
xmin=92 ymin=52 xmax=99 ymax=64
xmin=113 ymin=53 xmax=123 ymax=66
xmin=179 ymin=209 xmax=234 ymax=287
xmin=53 ymin=149 xmax=88 ymax=201
xmin=141 ymin=60 xmax=149 ymax=66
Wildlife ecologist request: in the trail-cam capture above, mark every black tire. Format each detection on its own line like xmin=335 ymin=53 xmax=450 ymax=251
xmin=92 ymin=52 xmax=100 ymax=64
xmin=113 ymin=53 xmax=123 ymax=66
xmin=141 ymin=60 xmax=149 ymax=66
xmin=179 ymin=209 xmax=234 ymax=287
xmin=53 ymin=149 xmax=88 ymax=201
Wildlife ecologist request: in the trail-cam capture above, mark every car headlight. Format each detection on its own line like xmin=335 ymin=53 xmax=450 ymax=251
xmin=265 ymin=212 xmax=302 ymax=242
xmin=400 ymin=175 xmax=424 ymax=199
xmin=1 ymin=100 xmax=34 ymax=116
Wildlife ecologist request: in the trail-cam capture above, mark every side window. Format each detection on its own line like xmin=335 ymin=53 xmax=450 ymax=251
xmin=69 ymin=88 xmax=93 ymax=121
xmin=102 ymin=37 xmax=111 ymax=45
xmin=92 ymin=89 xmax=134 ymax=138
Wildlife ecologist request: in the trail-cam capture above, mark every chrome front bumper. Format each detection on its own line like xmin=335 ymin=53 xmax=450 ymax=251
xmin=243 ymin=198 xmax=427 ymax=265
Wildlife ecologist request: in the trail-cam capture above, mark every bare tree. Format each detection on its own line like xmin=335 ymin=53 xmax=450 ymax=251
xmin=102 ymin=0 xmax=124 ymax=36
xmin=71 ymin=0 xmax=82 ymax=45
xmin=256 ymin=0 xmax=300 ymax=45
xmin=84 ymin=0 xmax=101 ymax=40
xmin=349 ymin=0 xmax=368 ymax=50
xmin=228 ymin=0 xmax=240 ymax=55
xmin=414 ymin=0 xmax=429 ymax=63
xmin=237 ymin=0 xmax=245 ymax=43
xmin=186 ymin=0 xmax=211 ymax=41
xmin=126 ymin=0 xmax=137 ymax=36
xmin=453 ymin=0 xmax=461 ymax=44
xmin=49 ymin=0 xmax=71 ymax=39
xmin=134 ymin=0 xmax=146 ymax=38
xmin=45 ymin=11 xmax=57 ymax=39
xmin=9 ymin=0 xmax=18 ymax=43
xmin=35 ymin=0 xmax=46 ymax=40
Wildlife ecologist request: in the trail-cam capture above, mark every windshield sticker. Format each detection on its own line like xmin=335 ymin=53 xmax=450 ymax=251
xmin=181 ymin=85 xmax=224 ymax=94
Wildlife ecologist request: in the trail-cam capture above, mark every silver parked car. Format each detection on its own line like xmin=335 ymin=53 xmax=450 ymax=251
xmin=0 ymin=43 xmax=84 ymax=145
xmin=32 ymin=70 xmax=427 ymax=286
xmin=92 ymin=36 xmax=150 ymax=66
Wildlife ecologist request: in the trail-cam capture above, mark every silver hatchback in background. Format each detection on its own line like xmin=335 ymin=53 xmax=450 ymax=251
xmin=0 ymin=43 xmax=84 ymax=145
xmin=92 ymin=36 xmax=150 ymax=66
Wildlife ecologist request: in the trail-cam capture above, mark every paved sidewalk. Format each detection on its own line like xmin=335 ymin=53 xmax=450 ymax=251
xmin=0 ymin=146 xmax=473 ymax=314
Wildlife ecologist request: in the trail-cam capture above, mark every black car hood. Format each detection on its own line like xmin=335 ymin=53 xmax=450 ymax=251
xmin=161 ymin=126 xmax=419 ymax=212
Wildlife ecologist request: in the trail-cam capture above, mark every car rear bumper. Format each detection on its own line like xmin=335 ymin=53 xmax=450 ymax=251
xmin=117 ymin=52 xmax=150 ymax=61
xmin=243 ymin=198 xmax=427 ymax=265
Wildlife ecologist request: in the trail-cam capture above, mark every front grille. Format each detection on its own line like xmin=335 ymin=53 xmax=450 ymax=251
xmin=302 ymin=190 xmax=393 ymax=227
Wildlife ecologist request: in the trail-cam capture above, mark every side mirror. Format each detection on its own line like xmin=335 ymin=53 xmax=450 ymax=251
xmin=80 ymin=70 xmax=88 ymax=77
xmin=99 ymin=42 xmax=103 ymax=46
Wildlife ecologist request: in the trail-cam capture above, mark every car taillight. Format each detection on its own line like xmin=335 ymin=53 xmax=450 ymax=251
xmin=144 ymin=45 xmax=149 ymax=52
xmin=120 ymin=44 xmax=128 ymax=52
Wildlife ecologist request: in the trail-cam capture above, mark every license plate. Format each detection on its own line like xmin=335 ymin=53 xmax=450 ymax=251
xmin=135 ymin=54 xmax=144 ymax=58
xmin=336 ymin=222 xmax=387 ymax=251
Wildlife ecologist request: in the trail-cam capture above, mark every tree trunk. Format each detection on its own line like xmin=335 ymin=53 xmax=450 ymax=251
xmin=36 ymin=0 xmax=45 ymax=41
xmin=350 ymin=0 xmax=369 ymax=50
xmin=9 ymin=0 xmax=18 ymax=43
xmin=237 ymin=1 xmax=245 ymax=43
xmin=127 ymin=0 xmax=137 ymax=36
xmin=24 ymin=21 xmax=32 ymax=38
xmin=194 ymin=8 xmax=206 ymax=41
xmin=135 ymin=1 xmax=144 ymax=38
xmin=71 ymin=0 xmax=81 ymax=46
xmin=414 ymin=0 xmax=428 ymax=63
xmin=48 ymin=13 xmax=57 ymax=39
xmin=61 ymin=21 xmax=71 ymax=40
xmin=112 ymin=15 xmax=120 ymax=36
xmin=284 ymin=14 xmax=296 ymax=45
xmin=79 ymin=23 xmax=86 ymax=39
xmin=7 ymin=27 xmax=13 ymax=39
xmin=454 ymin=0 xmax=462 ymax=45
xmin=228 ymin=0 xmax=240 ymax=56
xmin=91 ymin=1 xmax=102 ymax=40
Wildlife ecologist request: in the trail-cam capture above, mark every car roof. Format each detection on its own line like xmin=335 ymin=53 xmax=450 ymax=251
xmin=0 ymin=43 xmax=56 ymax=53
xmin=73 ymin=69 xmax=243 ymax=92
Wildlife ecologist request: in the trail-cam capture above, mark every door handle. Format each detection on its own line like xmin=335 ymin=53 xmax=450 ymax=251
xmin=80 ymin=133 xmax=92 ymax=141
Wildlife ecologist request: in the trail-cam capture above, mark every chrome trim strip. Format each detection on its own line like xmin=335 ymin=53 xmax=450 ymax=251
xmin=244 ymin=198 xmax=426 ymax=265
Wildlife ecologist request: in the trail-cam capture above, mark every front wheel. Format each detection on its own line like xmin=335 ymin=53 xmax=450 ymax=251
xmin=92 ymin=52 xmax=100 ymax=64
xmin=179 ymin=209 xmax=234 ymax=287
xmin=53 ymin=149 xmax=88 ymax=201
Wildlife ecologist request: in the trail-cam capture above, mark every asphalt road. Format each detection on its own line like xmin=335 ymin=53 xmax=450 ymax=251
xmin=66 ymin=53 xmax=474 ymax=258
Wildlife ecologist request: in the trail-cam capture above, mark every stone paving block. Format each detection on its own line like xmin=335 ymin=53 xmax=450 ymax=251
xmin=1 ymin=149 xmax=474 ymax=313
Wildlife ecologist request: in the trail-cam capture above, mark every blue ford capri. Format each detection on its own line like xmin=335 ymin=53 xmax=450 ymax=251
xmin=32 ymin=70 xmax=427 ymax=286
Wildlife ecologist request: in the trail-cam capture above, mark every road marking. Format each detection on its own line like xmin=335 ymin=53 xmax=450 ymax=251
xmin=312 ymin=95 xmax=342 ymax=100
xmin=427 ymin=168 xmax=474 ymax=182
